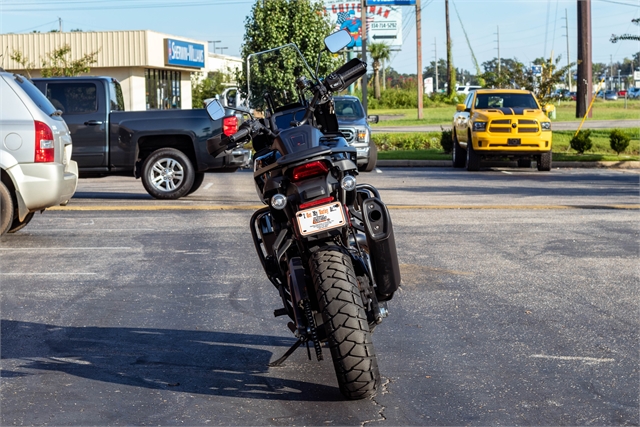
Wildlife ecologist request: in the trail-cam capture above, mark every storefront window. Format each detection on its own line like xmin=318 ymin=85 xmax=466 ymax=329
xmin=145 ymin=69 xmax=181 ymax=110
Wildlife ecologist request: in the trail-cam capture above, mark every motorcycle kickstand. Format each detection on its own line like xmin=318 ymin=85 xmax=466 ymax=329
xmin=268 ymin=337 xmax=305 ymax=367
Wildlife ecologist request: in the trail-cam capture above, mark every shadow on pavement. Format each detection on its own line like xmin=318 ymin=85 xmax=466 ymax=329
xmin=1 ymin=319 xmax=342 ymax=401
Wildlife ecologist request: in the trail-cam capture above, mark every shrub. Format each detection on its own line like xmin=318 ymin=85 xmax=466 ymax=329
xmin=609 ymin=129 xmax=631 ymax=155
xmin=570 ymin=129 xmax=593 ymax=154
xmin=372 ymin=132 xmax=442 ymax=151
xmin=440 ymin=127 xmax=453 ymax=154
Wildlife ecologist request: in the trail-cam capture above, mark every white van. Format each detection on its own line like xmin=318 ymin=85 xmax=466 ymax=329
xmin=0 ymin=71 xmax=78 ymax=236
xmin=456 ymin=85 xmax=482 ymax=95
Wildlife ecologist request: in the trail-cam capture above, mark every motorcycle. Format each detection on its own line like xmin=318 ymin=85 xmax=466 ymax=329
xmin=205 ymin=29 xmax=401 ymax=400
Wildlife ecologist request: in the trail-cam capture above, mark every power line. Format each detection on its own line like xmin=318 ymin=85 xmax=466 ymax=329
xmin=3 ymin=0 xmax=253 ymax=12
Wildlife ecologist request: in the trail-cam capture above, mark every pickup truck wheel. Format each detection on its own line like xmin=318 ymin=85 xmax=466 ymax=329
xmin=466 ymin=139 xmax=481 ymax=171
xmin=142 ymin=148 xmax=195 ymax=200
xmin=0 ymin=182 xmax=14 ymax=236
xmin=187 ymin=173 xmax=205 ymax=195
xmin=8 ymin=212 xmax=34 ymax=233
xmin=537 ymin=151 xmax=552 ymax=171
xmin=360 ymin=142 xmax=378 ymax=172
xmin=452 ymin=132 xmax=466 ymax=168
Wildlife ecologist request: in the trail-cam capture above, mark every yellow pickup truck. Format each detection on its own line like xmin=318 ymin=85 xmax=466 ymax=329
xmin=452 ymin=89 xmax=553 ymax=171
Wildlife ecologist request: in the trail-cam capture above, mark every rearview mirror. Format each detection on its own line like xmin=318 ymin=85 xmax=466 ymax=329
xmin=206 ymin=99 xmax=225 ymax=121
xmin=367 ymin=115 xmax=379 ymax=124
xmin=324 ymin=30 xmax=352 ymax=53
xmin=456 ymin=103 xmax=467 ymax=112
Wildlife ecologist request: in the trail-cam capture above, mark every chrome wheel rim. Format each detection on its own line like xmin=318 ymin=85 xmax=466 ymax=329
xmin=149 ymin=157 xmax=184 ymax=192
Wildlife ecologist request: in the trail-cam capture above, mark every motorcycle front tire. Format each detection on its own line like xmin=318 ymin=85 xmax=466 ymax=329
xmin=310 ymin=246 xmax=380 ymax=400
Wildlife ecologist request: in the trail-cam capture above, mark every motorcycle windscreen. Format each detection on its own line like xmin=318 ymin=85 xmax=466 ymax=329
xmin=277 ymin=125 xmax=326 ymax=154
xmin=272 ymin=108 xmax=306 ymax=131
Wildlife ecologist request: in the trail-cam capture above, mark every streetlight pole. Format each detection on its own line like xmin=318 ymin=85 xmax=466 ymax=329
xmin=209 ymin=40 xmax=221 ymax=54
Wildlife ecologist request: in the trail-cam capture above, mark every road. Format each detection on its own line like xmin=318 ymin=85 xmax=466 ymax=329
xmin=1 ymin=168 xmax=638 ymax=426
xmin=373 ymin=119 xmax=639 ymax=133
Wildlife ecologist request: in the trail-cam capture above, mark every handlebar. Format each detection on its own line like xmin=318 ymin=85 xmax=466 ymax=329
xmin=229 ymin=126 xmax=251 ymax=144
xmin=323 ymin=58 xmax=367 ymax=93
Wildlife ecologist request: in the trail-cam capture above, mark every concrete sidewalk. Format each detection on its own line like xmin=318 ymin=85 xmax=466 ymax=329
xmin=377 ymin=160 xmax=640 ymax=169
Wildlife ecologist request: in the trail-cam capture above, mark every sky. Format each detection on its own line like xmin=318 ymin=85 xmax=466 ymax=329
xmin=1 ymin=0 xmax=639 ymax=79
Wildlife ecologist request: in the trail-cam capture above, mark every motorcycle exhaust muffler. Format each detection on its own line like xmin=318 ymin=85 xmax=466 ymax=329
xmin=361 ymin=198 xmax=401 ymax=301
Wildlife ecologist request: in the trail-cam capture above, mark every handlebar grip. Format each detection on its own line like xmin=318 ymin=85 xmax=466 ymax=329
xmin=337 ymin=60 xmax=367 ymax=82
xmin=229 ymin=127 xmax=250 ymax=144
xmin=324 ymin=58 xmax=367 ymax=92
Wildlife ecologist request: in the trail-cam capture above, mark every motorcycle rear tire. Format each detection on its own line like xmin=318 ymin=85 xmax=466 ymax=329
xmin=310 ymin=247 xmax=380 ymax=400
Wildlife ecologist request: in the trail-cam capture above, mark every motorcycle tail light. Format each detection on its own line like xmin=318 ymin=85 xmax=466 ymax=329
xmin=299 ymin=196 xmax=334 ymax=210
xmin=291 ymin=160 xmax=329 ymax=182
xmin=223 ymin=116 xmax=238 ymax=136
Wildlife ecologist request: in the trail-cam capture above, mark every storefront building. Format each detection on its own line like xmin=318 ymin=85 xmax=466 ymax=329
xmin=0 ymin=30 xmax=224 ymax=110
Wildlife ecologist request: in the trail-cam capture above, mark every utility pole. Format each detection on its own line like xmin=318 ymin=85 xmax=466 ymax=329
xmin=416 ymin=0 xmax=423 ymax=119
xmin=496 ymin=26 xmax=500 ymax=78
xmin=576 ymin=0 xmax=592 ymax=118
xmin=434 ymin=37 xmax=439 ymax=92
xmin=58 ymin=17 xmax=62 ymax=32
xmin=445 ymin=0 xmax=453 ymax=96
xmin=564 ymin=8 xmax=571 ymax=90
xmin=361 ymin=0 xmax=368 ymax=114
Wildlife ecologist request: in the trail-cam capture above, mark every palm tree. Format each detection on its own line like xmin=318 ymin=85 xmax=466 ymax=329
xmin=369 ymin=42 xmax=391 ymax=100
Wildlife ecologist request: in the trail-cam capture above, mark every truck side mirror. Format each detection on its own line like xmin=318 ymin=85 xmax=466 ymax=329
xmin=367 ymin=115 xmax=379 ymax=124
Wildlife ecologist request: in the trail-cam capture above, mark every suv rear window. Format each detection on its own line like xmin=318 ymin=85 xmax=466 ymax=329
xmin=13 ymin=74 xmax=58 ymax=117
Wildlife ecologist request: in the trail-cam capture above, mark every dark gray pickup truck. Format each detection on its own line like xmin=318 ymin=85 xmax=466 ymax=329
xmin=32 ymin=76 xmax=248 ymax=199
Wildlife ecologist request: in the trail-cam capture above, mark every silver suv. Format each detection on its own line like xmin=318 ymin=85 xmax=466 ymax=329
xmin=334 ymin=95 xmax=379 ymax=172
xmin=0 ymin=71 xmax=78 ymax=236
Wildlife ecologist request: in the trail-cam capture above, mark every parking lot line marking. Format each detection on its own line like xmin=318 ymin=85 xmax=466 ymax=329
xmin=46 ymin=204 xmax=640 ymax=211
xmin=0 ymin=272 xmax=98 ymax=275
xmin=0 ymin=247 xmax=131 ymax=251
xmin=530 ymin=354 xmax=615 ymax=363
xmin=203 ymin=183 xmax=213 ymax=190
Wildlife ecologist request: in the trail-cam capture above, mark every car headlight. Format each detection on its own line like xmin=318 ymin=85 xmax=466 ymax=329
xmin=357 ymin=129 xmax=368 ymax=142
xmin=473 ymin=122 xmax=487 ymax=132
xmin=541 ymin=122 xmax=551 ymax=131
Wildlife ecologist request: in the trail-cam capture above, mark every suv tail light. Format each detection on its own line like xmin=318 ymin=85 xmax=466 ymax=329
xmin=34 ymin=120 xmax=54 ymax=163
xmin=291 ymin=160 xmax=329 ymax=182
xmin=223 ymin=116 xmax=238 ymax=136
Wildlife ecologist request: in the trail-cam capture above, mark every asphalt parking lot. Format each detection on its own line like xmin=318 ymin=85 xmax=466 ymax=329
xmin=1 ymin=167 xmax=638 ymax=426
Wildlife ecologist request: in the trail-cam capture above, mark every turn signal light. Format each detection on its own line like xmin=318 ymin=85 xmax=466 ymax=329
xmin=35 ymin=120 xmax=54 ymax=163
xmin=291 ymin=160 xmax=329 ymax=182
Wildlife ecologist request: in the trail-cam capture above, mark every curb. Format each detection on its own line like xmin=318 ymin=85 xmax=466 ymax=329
xmin=376 ymin=160 xmax=640 ymax=169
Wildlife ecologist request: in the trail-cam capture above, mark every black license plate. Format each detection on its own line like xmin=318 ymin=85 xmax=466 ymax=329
xmin=507 ymin=138 xmax=521 ymax=146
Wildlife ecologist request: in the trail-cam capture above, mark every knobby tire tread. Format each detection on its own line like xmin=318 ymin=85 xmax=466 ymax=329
xmin=310 ymin=246 xmax=380 ymax=400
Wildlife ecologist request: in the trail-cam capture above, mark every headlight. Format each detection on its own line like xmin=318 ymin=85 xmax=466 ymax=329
xmin=473 ymin=122 xmax=487 ymax=132
xmin=357 ymin=129 xmax=368 ymax=142
xmin=541 ymin=122 xmax=552 ymax=130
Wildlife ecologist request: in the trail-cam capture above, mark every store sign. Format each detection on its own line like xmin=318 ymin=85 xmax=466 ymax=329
xmin=367 ymin=0 xmax=415 ymax=4
xmin=165 ymin=38 xmax=205 ymax=68
xmin=323 ymin=1 xmax=403 ymax=47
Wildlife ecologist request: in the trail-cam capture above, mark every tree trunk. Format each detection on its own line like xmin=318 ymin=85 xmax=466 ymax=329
xmin=373 ymin=61 xmax=381 ymax=99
